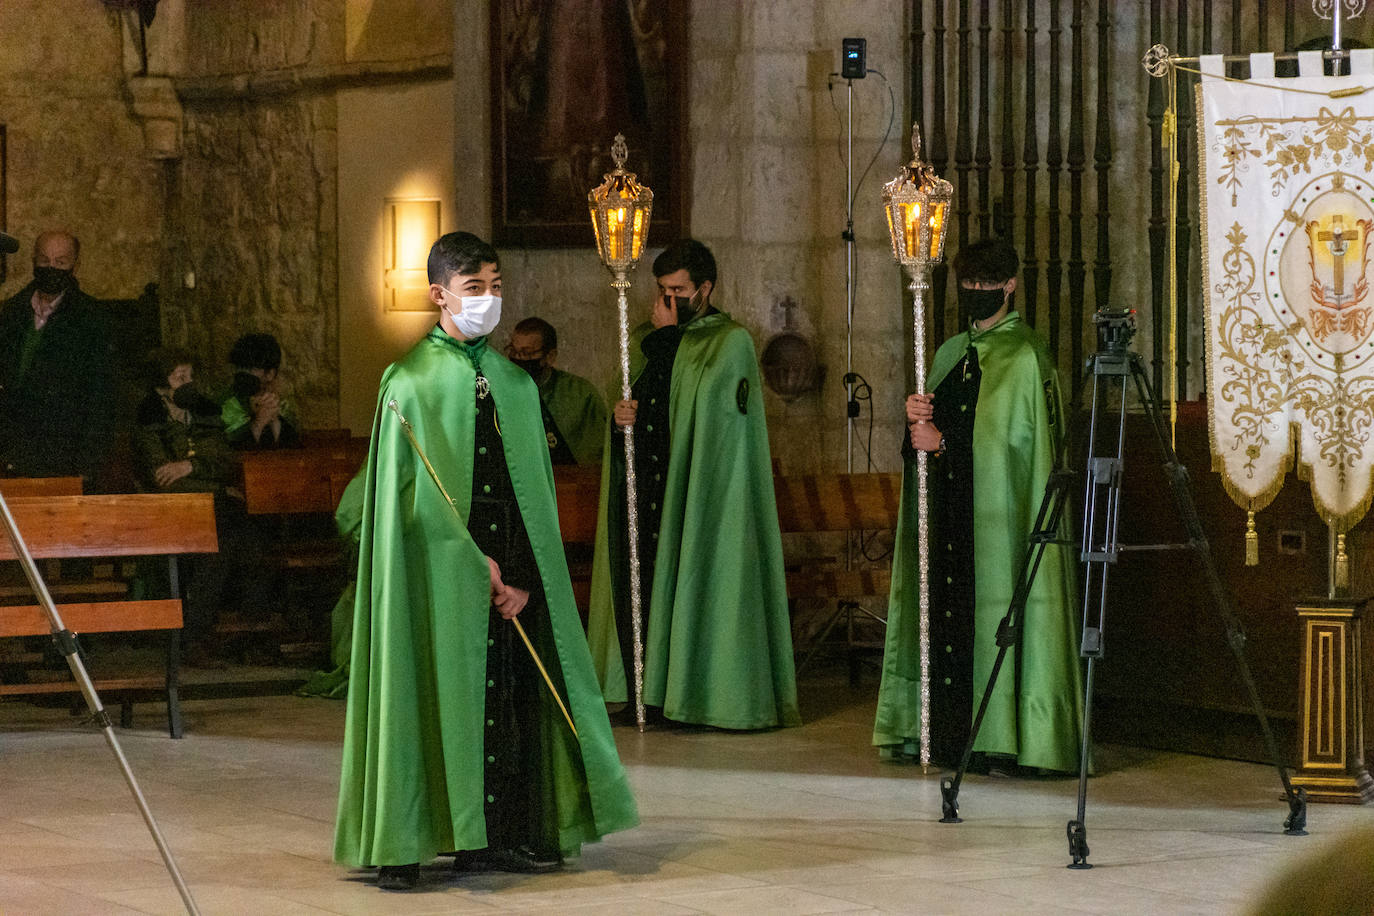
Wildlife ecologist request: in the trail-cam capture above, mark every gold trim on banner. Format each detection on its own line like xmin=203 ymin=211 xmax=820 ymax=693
xmin=1196 ymin=78 xmax=1374 ymax=537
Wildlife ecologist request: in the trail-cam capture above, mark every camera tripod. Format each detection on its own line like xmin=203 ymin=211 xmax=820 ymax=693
xmin=935 ymin=309 xmax=1308 ymax=868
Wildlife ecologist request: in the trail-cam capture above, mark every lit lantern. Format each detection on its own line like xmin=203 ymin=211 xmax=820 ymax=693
xmin=587 ymin=133 xmax=653 ymax=731
xmin=589 ymin=134 xmax=653 ymax=275
xmin=882 ymin=126 xmax=952 ymax=271
xmin=881 ymin=124 xmax=953 ymax=771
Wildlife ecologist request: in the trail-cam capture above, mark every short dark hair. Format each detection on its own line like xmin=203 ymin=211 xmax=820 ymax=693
xmin=427 ymin=231 xmax=500 ymax=286
xmin=652 ymin=238 xmax=717 ymax=289
xmin=145 ymin=346 xmax=193 ymax=389
xmin=229 ymin=333 xmax=282 ymax=371
xmin=513 ymin=316 xmax=557 ymax=350
xmin=953 ymin=238 xmax=1019 ymax=286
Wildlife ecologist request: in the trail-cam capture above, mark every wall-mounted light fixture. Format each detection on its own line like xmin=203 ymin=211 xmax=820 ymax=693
xmin=383 ymin=197 xmax=440 ymax=311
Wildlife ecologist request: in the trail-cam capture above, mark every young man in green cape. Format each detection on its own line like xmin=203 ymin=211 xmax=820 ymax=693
xmin=334 ymin=232 xmax=638 ymax=891
xmin=873 ymin=238 xmax=1084 ymax=773
xmin=586 ymin=239 xmax=800 ymax=731
xmin=505 ymin=316 xmax=608 ymax=466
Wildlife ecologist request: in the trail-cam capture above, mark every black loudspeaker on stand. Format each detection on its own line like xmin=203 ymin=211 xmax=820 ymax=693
xmin=935 ymin=308 xmax=1308 ymax=869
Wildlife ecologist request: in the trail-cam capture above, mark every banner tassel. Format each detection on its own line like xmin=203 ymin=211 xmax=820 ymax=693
xmin=1336 ymin=532 xmax=1349 ymax=590
xmin=1245 ymin=509 xmax=1258 ymax=567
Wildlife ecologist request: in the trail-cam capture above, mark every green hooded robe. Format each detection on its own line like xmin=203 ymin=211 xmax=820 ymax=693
xmin=297 ymin=471 xmax=364 ymax=700
xmin=539 ymin=368 xmax=607 ymax=466
xmin=586 ymin=312 xmax=801 ymax=730
xmin=873 ymin=311 xmax=1084 ymax=772
xmin=335 ymin=329 xmax=638 ymax=867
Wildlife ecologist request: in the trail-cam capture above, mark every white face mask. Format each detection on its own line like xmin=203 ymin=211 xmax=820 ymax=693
xmin=441 ymin=290 xmax=502 ymax=339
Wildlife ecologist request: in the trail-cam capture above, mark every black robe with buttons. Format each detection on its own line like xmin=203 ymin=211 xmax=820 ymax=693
xmin=467 ymin=372 xmax=559 ymax=855
xmin=903 ymin=345 xmax=981 ymax=764
xmin=607 ymin=324 xmax=681 ymax=701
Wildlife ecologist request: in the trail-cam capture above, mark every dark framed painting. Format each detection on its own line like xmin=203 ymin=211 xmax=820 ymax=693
xmin=490 ymin=0 xmax=690 ymax=248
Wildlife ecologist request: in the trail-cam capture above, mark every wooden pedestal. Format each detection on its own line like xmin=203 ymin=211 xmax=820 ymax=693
xmin=1293 ymin=598 xmax=1374 ymax=804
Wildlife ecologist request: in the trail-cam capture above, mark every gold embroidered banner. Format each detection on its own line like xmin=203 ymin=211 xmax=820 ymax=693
xmin=1199 ymin=54 xmax=1374 ymax=531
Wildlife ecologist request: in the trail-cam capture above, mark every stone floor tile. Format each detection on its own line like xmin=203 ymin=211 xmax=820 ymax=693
xmin=663 ymin=883 xmax=880 ymax=915
xmin=0 ymin=870 xmax=152 ymax=915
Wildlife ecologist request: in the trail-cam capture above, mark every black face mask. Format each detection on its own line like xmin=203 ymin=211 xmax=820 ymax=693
xmin=667 ymin=290 xmax=704 ymax=326
xmin=231 ymin=371 xmax=262 ymax=401
xmin=33 ymin=265 xmax=73 ymax=296
xmin=958 ymin=286 xmax=1007 ymax=323
xmin=510 ymin=357 xmax=546 ymax=379
xmin=171 ymin=384 xmax=207 ymax=411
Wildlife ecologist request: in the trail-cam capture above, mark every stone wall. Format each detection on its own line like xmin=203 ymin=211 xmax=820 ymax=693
xmin=454 ymin=0 xmax=913 ymax=473
xmin=152 ymin=0 xmax=347 ymax=424
xmin=0 ymin=1 xmax=1238 ymax=445
xmin=0 ymin=0 xmax=163 ymax=304
xmin=685 ymin=0 xmax=912 ymax=474
xmin=162 ymin=95 xmax=340 ymax=423
xmin=335 ymin=79 xmax=457 ymax=435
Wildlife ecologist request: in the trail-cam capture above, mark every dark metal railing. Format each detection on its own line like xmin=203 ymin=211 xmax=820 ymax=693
xmin=907 ymin=0 xmax=1325 ymax=399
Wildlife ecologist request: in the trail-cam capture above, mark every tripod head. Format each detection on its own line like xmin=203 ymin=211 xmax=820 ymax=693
xmin=1093 ymin=308 xmax=1137 ymax=356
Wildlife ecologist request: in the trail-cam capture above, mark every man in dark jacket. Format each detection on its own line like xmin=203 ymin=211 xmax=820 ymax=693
xmin=0 ymin=231 xmax=114 ymax=479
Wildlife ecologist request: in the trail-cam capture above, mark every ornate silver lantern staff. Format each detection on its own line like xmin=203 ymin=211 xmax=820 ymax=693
xmin=588 ymin=134 xmax=654 ymax=731
xmin=882 ymin=124 xmax=953 ymax=768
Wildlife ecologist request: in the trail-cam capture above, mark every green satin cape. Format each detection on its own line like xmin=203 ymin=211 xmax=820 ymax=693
xmin=541 ymin=368 xmax=607 ymax=466
xmin=296 ymin=472 xmax=364 ymax=699
xmin=586 ymin=312 xmax=801 ymax=729
xmin=334 ymin=329 xmax=638 ymax=867
xmin=873 ymin=312 xmax=1085 ymax=772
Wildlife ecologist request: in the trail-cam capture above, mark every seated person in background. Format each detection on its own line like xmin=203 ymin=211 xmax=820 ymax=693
xmin=222 ymin=332 xmax=300 ymax=449
xmin=0 ymin=230 xmax=115 ymax=480
xmin=506 ymin=317 xmax=607 ymax=465
xmin=133 ymin=347 xmax=271 ymax=665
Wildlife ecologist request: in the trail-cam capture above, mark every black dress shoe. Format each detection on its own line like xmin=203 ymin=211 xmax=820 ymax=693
xmin=487 ymin=846 xmax=562 ymax=874
xmin=376 ymin=863 xmax=420 ymax=890
xmin=448 ymin=849 xmax=491 ymax=873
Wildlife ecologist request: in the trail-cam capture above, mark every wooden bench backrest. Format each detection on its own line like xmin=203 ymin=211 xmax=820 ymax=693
xmin=0 ymin=477 xmax=84 ymax=498
xmin=0 ymin=494 xmax=218 ymax=560
xmin=0 ymin=599 xmax=182 ymax=638
xmin=300 ymin=427 xmax=354 ymax=447
xmin=554 ymin=465 xmax=603 ymax=543
xmin=773 ymin=472 xmax=903 ymax=533
xmin=240 ymin=442 xmax=369 ymax=514
xmin=551 ymin=468 xmax=903 ymax=543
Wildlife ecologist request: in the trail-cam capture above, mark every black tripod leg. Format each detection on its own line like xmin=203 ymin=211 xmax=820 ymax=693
xmin=940 ymin=357 xmax=1099 ymax=825
xmin=1128 ymin=357 xmax=1308 ymax=836
xmin=1066 ymin=362 xmax=1128 ymax=869
xmin=940 ymin=474 xmax=1076 ymax=822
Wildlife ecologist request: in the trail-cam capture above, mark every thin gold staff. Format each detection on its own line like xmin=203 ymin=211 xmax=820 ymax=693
xmin=387 ymin=398 xmax=579 ymax=740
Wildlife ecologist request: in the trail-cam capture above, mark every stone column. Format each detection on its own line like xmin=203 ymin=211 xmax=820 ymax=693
xmin=127 ymin=76 xmax=182 ymax=160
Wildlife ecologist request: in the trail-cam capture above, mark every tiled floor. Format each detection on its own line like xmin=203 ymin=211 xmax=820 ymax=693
xmin=0 ymin=673 xmax=1367 ymax=915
